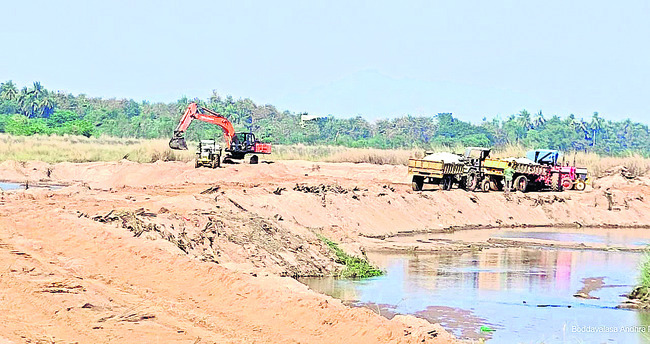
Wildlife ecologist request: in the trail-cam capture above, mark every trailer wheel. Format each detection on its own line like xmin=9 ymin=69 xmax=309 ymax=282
xmin=481 ymin=179 xmax=491 ymax=192
xmin=575 ymin=180 xmax=586 ymax=191
xmin=489 ymin=177 xmax=503 ymax=191
xmin=412 ymin=176 xmax=424 ymax=191
xmin=195 ymin=160 xmax=200 ymax=168
xmin=514 ymin=175 xmax=528 ymax=192
xmin=250 ymin=155 xmax=259 ymax=164
xmin=562 ymin=178 xmax=573 ymax=190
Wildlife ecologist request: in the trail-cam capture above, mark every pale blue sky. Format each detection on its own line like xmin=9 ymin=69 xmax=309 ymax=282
xmin=2 ymin=0 xmax=649 ymax=123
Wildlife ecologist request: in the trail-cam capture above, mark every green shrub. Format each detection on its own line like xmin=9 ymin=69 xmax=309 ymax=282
xmin=318 ymin=235 xmax=382 ymax=278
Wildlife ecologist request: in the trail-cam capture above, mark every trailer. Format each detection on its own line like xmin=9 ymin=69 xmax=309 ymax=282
xmin=408 ymin=148 xmax=491 ymax=192
xmin=482 ymin=158 xmax=555 ymax=192
xmin=408 ymin=157 xmax=465 ymax=191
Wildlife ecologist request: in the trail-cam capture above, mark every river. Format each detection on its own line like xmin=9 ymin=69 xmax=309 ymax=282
xmin=302 ymin=243 xmax=649 ymax=343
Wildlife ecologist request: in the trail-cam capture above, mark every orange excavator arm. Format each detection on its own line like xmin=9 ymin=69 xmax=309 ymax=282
xmin=169 ymin=103 xmax=236 ymax=150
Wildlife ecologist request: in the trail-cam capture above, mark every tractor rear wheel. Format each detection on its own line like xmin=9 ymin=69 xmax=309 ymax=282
xmin=412 ymin=176 xmax=424 ymax=191
xmin=514 ymin=175 xmax=529 ymax=192
xmin=250 ymin=155 xmax=259 ymax=164
xmin=551 ymin=173 xmax=563 ymax=192
xmin=562 ymin=178 xmax=573 ymax=190
xmin=466 ymin=171 xmax=478 ymax=192
xmin=575 ymin=180 xmax=586 ymax=191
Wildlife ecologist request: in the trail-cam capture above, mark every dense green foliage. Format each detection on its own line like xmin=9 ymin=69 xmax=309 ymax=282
xmin=1 ymin=80 xmax=648 ymax=155
xmin=318 ymin=235 xmax=383 ymax=278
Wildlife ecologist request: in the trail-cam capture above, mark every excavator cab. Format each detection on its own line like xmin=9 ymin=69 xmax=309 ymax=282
xmin=230 ymin=132 xmax=256 ymax=151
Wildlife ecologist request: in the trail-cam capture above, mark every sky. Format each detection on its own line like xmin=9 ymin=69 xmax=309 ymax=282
xmin=1 ymin=0 xmax=649 ymax=123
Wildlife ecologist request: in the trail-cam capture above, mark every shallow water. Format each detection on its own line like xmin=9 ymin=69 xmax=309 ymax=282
xmin=0 ymin=182 xmax=64 ymax=191
xmin=302 ymin=247 xmax=650 ymax=343
xmin=494 ymin=230 xmax=650 ymax=247
xmin=0 ymin=182 xmax=24 ymax=191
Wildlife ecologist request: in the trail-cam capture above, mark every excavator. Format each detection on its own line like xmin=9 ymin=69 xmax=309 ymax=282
xmin=169 ymin=102 xmax=271 ymax=164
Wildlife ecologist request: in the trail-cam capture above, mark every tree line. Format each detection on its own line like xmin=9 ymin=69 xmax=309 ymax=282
xmin=1 ymin=80 xmax=648 ymax=156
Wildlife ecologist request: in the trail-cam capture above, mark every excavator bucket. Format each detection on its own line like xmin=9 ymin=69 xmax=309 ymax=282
xmin=169 ymin=136 xmax=188 ymax=150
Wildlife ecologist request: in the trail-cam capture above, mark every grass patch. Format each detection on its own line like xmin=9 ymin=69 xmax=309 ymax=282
xmin=629 ymin=251 xmax=650 ymax=302
xmin=0 ymin=134 xmax=195 ymax=163
xmin=317 ymin=235 xmax=382 ymax=278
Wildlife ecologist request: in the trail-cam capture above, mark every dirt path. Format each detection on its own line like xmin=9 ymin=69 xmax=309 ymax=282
xmin=0 ymin=159 xmax=648 ymax=343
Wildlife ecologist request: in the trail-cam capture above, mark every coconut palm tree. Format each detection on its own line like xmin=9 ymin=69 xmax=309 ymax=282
xmin=0 ymin=80 xmax=18 ymax=101
xmin=17 ymin=86 xmax=35 ymax=117
xmin=517 ymin=109 xmax=532 ymax=129
xmin=31 ymin=81 xmax=45 ymax=100
xmin=37 ymin=96 xmax=55 ymax=117
xmin=590 ymin=112 xmax=604 ymax=146
xmin=531 ymin=110 xmax=546 ymax=128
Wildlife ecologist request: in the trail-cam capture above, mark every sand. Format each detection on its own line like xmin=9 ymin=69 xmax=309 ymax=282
xmin=0 ymin=158 xmax=648 ymax=343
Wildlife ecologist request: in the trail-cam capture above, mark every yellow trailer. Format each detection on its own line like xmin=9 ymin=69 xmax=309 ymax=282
xmin=408 ymin=158 xmax=465 ymax=191
xmin=482 ymin=158 xmax=550 ymax=192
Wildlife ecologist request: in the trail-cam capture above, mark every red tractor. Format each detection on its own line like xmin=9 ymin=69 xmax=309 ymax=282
xmin=526 ymin=150 xmax=587 ymax=191
xmin=169 ymin=103 xmax=271 ymax=164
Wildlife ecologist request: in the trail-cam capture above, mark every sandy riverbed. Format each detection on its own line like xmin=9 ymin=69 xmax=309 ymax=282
xmin=0 ymin=159 xmax=648 ymax=343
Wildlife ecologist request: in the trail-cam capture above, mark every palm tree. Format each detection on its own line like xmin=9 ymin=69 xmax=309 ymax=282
xmin=17 ymin=87 xmax=34 ymax=117
xmin=517 ymin=109 xmax=532 ymax=129
xmin=31 ymin=81 xmax=45 ymax=99
xmin=531 ymin=110 xmax=546 ymax=128
xmin=37 ymin=96 xmax=55 ymax=117
xmin=0 ymin=80 xmax=18 ymax=101
xmin=571 ymin=118 xmax=589 ymax=139
xmin=590 ymin=112 xmax=604 ymax=146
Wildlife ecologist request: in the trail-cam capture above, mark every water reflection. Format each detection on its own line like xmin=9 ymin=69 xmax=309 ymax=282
xmin=302 ymin=248 xmax=647 ymax=343
xmin=494 ymin=230 xmax=650 ymax=247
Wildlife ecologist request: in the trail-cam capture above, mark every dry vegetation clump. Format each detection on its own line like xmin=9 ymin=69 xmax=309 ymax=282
xmin=0 ymin=134 xmax=194 ymax=163
xmin=269 ymin=144 xmax=424 ymax=165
